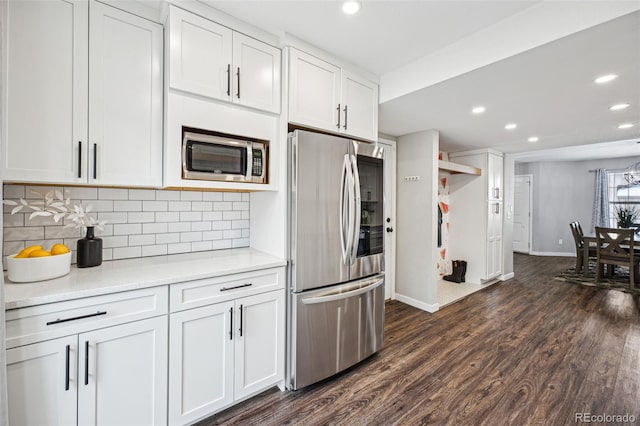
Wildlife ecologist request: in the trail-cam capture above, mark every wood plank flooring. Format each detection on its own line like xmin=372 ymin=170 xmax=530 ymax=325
xmin=197 ymin=254 xmax=640 ymax=425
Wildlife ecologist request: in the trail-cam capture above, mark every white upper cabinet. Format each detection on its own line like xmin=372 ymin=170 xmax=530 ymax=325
xmin=288 ymin=48 xmax=341 ymax=131
xmin=168 ymin=6 xmax=281 ymax=114
xmin=2 ymin=0 xmax=163 ymax=187
xmin=487 ymin=153 xmax=504 ymax=201
xmin=89 ymin=1 xmax=163 ymax=187
xmin=3 ymin=0 xmax=88 ymax=184
xmin=288 ymin=48 xmax=379 ymax=141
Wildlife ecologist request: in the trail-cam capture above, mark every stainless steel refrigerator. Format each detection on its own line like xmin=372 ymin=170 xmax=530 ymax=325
xmin=287 ymin=129 xmax=385 ymax=390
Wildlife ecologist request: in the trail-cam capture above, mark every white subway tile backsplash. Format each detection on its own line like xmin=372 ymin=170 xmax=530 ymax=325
xmin=128 ymin=212 xmax=155 ymax=223
xmin=167 ymin=242 xmax=191 ymax=254
xmin=143 ymin=201 xmax=168 ymax=212
xmin=223 ymin=192 xmax=241 ymax=202
xmin=129 ymin=234 xmax=156 ymax=246
xmin=168 ymin=201 xmax=191 ymax=212
xmin=142 ymin=244 xmax=168 ymax=257
xmin=113 ymin=246 xmax=141 ymax=260
xmin=98 ymin=188 xmax=128 ymax=200
xmin=168 ymin=222 xmax=191 ymax=233
xmin=156 ymin=233 xmax=180 ymax=244
xmin=202 ymin=192 xmax=223 ymax=201
xmin=155 ymin=212 xmax=180 ymax=222
xmin=3 ymin=185 xmax=249 ymax=266
xmin=143 ymin=222 xmax=168 ymax=234
xmin=129 ymin=189 xmax=156 ymax=200
xmin=180 ymin=191 xmax=202 ymax=201
xmin=156 ymin=190 xmax=181 ymax=201
xmin=114 ymin=200 xmax=141 ymax=212
xmin=180 ymin=212 xmax=201 ymax=222
xmin=25 ymin=185 xmax=63 ymax=199
xmin=114 ymin=224 xmax=142 ymax=236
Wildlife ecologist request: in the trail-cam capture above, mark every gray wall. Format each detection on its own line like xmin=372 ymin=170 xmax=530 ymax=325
xmin=515 ymin=156 xmax=640 ymax=254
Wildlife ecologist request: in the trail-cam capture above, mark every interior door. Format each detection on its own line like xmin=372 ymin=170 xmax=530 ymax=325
xmin=380 ymin=140 xmax=396 ymax=299
xmin=291 ymin=130 xmax=350 ymax=292
xmin=350 ymin=141 xmax=384 ymax=281
xmin=513 ymin=175 xmax=531 ymax=253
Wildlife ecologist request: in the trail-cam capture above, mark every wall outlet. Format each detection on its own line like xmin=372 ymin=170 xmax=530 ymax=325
xmin=403 ymin=176 xmax=421 ymax=182
xmin=558 ymin=239 xmax=563 ymax=245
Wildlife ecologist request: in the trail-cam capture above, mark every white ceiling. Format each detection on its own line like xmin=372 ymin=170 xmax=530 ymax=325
xmin=200 ymin=0 xmax=640 ymax=162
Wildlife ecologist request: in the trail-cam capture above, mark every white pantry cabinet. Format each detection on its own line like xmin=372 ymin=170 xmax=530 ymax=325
xmin=169 ymin=6 xmax=281 ymax=114
xmin=448 ymin=150 xmax=504 ymax=283
xmin=5 ymin=287 xmax=169 ymax=426
xmin=288 ymin=48 xmax=378 ymax=141
xmin=168 ymin=267 xmax=285 ymax=425
xmin=2 ymin=0 xmax=163 ymax=187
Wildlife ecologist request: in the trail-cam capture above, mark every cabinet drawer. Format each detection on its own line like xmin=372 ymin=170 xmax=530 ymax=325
xmin=6 ymin=287 xmax=168 ymax=349
xmin=170 ymin=267 xmax=285 ymax=313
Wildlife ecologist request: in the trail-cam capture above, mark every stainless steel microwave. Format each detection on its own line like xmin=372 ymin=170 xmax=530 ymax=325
xmin=182 ymin=129 xmax=268 ymax=184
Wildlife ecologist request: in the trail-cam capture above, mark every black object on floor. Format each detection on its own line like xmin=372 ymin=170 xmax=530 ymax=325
xmin=444 ymin=260 xmax=467 ymax=283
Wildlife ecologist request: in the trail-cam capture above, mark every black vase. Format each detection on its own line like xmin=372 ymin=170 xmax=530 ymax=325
xmin=77 ymin=226 xmax=102 ymax=268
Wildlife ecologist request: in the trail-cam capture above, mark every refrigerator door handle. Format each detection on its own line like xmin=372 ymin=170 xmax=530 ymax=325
xmin=339 ymin=154 xmax=353 ymax=263
xmin=300 ymin=277 xmax=384 ymax=305
xmin=349 ymin=154 xmax=361 ymax=263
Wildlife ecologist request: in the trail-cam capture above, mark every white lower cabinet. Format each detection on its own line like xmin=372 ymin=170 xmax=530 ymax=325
xmin=169 ymin=289 xmax=285 ymax=425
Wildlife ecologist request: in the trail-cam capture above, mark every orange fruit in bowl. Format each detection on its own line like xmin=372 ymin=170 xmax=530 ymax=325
xmin=14 ymin=245 xmax=43 ymax=258
xmin=28 ymin=249 xmax=52 ymax=258
xmin=51 ymin=244 xmax=70 ymax=255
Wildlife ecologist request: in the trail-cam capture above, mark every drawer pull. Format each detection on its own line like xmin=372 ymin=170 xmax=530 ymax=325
xmin=46 ymin=311 xmax=107 ymax=326
xmin=84 ymin=340 xmax=89 ymax=386
xmin=220 ymin=283 xmax=253 ymax=292
xmin=65 ymin=344 xmax=70 ymax=391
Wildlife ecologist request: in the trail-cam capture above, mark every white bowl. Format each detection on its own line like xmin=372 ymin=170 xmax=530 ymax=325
xmin=6 ymin=252 xmax=72 ymax=283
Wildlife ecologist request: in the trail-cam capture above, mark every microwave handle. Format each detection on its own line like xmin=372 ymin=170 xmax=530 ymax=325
xmin=246 ymin=143 xmax=253 ymax=180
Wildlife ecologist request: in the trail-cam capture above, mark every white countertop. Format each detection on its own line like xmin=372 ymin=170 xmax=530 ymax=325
xmin=3 ymin=248 xmax=286 ymax=310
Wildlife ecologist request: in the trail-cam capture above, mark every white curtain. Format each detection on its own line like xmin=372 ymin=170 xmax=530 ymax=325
xmin=591 ymin=168 xmax=610 ymax=231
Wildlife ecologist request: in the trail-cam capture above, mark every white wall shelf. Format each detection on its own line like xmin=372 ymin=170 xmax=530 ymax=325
xmin=438 ymin=160 xmax=482 ymax=176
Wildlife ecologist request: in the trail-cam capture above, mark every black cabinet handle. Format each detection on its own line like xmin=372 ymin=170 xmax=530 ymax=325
xmin=46 ymin=311 xmax=107 ymax=326
xmin=343 ymin=105 xmax=348 ymax=130
xmin=386 ymin=227 xmax=394 ymax=233
xmin=93 ymin=143 xmax=97 ymax=179
xmin=236 ymin=67 xmax=240 ymax=99
xmin=239 ymin=304 xmax=243 ymax=337
xmin=78 ymin=141 xmax=82 ymax=178
xmin=336 ymin=104 xmax=341 ymax=129
xmin=220 ymin=283 xmax=252 ymax=292
xmin=65 ymin=344 xmax=70 ymax=391
xmin=226 ymin=64 xmax=231 ymax=96
xmin=229 ymin=307 xmax=233 ymax=340
xmin=84 ymin=341 xmax=89 ymax=386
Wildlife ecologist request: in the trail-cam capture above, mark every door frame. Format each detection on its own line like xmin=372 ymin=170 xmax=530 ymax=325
xmin=378 ymin=137 xmax=396 ymax=300
xmin=513 ymin=174 xmax=533 ymax=254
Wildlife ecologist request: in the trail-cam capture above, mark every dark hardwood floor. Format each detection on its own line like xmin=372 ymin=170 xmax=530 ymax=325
xmin=198 ymin=254 xmax=640 ymax=425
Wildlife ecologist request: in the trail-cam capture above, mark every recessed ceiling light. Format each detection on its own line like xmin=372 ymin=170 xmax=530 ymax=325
xmin=528 ymin=136 xmax=539 ymax=142
xmin=472 ymin=106 xmax=485 ymax=114
xmin=609 ymin=103 xmax=630 ymax=111
xmin=505 ymin=123 xmax=517 ymax=130
xmin=342 ymin=1 xmax=361 ymax=14
xmin=594 ymin=74 xmax=617 ymax=84
xmin=618 ymin=123 xmax=634 ymax=129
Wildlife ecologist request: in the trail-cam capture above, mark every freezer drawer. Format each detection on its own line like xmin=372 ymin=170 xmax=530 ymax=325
xmin=289 ymin=274 xmax=385 ymax=390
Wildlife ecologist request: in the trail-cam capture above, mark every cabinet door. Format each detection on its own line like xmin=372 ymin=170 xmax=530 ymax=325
xmin=169 ymin=6 xmax=233 ymax=101
xmin=234 ymin=290 xmax=285 ymax=400
xmin=233 ymin=33 xmax=281 ymax=114
xmin=6 ymin=335 xmax=78 ymax=426
xmin=289 ymin=48 xmax=341 ymax=132
xmin=488 ymin=154 xmax=504 ymax=200
xmin=169 ymin=302 xmax=234 ymax=425
xmin=89 ymin=2 xmax=163 ymax=187
xmin=486 ymin=201 xmax=503 ymax=279
xmin=341 ymin=70 xmax=379 ymax=141
xmin=3 ymin=0 xmax=88 ymax=183
xmin=78 ymin=316 xmax=168 ymax=426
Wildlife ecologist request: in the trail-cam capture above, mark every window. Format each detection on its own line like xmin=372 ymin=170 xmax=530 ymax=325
xmin=608 ymin=171 xmax=640 ymax=227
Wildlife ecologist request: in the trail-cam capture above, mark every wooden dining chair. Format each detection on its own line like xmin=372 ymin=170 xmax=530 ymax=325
xmin=570 ymin=221 xmax=595 ymax=273
xmin=594 ymin=226 xmax=640 ymax=289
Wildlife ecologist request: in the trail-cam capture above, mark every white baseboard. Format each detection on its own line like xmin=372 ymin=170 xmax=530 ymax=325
xmin=500 ymin=272 xmax=515 ymax=281
xmin=394 ymin=293 xmax=439 ymax=313
xmin=529 ymin=251 xmax=574 ymax=257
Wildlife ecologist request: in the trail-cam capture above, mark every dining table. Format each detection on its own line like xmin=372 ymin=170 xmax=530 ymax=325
xmin=582 ymin=231 xmax=640 ymax=277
